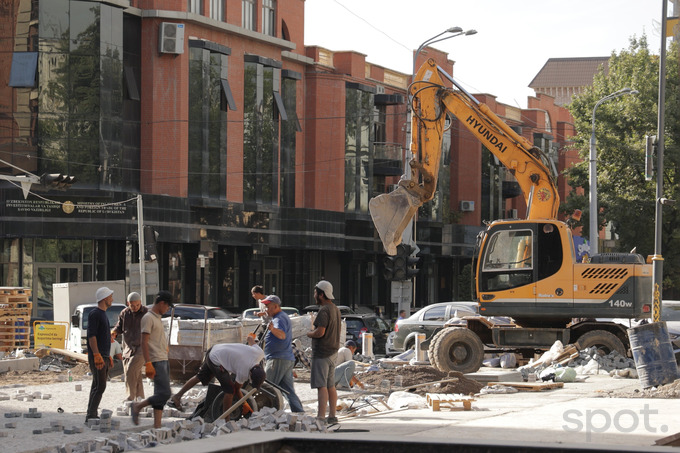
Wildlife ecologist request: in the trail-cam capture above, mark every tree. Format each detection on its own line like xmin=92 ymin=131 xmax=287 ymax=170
xmin=566 ymin=35 xmax=680 ymax=295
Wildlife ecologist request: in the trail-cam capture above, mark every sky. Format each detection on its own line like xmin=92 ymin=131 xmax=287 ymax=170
xmin=304 ymin=0 xmax=666 ymax=108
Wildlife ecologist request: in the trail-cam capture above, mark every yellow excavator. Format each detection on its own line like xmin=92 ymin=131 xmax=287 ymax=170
xmin=370 ymin=59 xmax=652 ymax=373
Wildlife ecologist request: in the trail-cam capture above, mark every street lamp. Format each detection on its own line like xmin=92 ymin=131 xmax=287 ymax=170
xmin=588 ymin=87 xmax=638 ymax=255
xmin=412 ymin=27 xmax=478 ymax=81
xmin=402 ymin=27 xmax=476 ymax=313
xmin=406 ymin=26 xmax=477 ymax=180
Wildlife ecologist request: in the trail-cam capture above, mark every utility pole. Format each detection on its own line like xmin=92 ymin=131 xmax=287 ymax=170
xmin=652 ymin=0 xmax=669 ymax=323
xmin=137 ymin=194 xmax=147 ymax=306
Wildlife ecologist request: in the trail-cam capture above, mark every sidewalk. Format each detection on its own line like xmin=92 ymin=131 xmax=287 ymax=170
xmin=0 ymin=370 xmax=677 ymax=452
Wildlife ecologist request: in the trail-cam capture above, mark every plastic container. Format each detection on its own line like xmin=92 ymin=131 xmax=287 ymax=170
xmin=628 ymin=321 xmax=678 ymax=389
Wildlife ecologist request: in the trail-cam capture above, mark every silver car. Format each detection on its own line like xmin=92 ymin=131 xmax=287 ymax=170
xmin=387 ymin=301 xmax=479 ymax=355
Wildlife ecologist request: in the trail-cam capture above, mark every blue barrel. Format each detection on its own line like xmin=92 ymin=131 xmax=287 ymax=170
xmin=628 ymin=322 xmax=679 ymax=389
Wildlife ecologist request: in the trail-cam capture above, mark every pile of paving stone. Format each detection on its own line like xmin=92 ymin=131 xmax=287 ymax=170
xmin=566 ymin=347 xmax=637 ymax=375
xmin=44 ymin=408 xmax=328 ymax=452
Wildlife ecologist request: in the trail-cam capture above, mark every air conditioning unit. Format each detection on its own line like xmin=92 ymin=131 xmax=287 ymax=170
xmin=159 ymin=22 xmax=185 ymax=54
xmin=460 ymin=200 xmax=475 ymax=212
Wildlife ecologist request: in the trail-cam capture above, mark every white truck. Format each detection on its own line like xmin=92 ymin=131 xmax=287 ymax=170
xmin=53 ymin=281 xmax=126 ymax=354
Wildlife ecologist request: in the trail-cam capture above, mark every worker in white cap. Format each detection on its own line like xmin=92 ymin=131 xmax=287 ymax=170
xmin=307 ymin=280 xmax=341 ymax=424
xmin=112 ymin=292 xmax=149 ymax=401
xmin=85 ymin=286 xmax=114 ymax=423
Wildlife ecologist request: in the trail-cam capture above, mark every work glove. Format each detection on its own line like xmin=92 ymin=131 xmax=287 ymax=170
xmin=109 ymin=356 xmax=114 ymax=368
xmin=145 ymin=362 xmax=156 ymax=379
xmin=93 ymin=353 xmax=104 ymax=370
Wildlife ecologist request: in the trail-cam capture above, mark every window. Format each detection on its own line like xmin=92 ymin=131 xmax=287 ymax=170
xmin=188 ymin=43 xmax=229 ymax=199
xmin=423 ymin=306 xmax=447 ymax=321
xmin=243 ymin=56 xmax=284 ymax=205
xmin=210 ymin=0 xmax=224 ymax=21
xmin=262 ymin=0 xmax=276 ymax=36
xmin=280 ymin=74 xmax=299 ymax=207
xmin=480 ymin=229 xmax=534 ymax=292
xmin=9 ymin=52 xmax=38 ymax=87
xmin=344 ymin=85 xmax=373 ymax=213
xmin=188 ymin=0 xmax=204 ymax=14
xmin=242 ymin=0 xmax=256 ymax=31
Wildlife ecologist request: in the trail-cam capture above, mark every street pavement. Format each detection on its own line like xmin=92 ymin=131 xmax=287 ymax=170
xmin=2 ymin=369 xmax=679 ymax=452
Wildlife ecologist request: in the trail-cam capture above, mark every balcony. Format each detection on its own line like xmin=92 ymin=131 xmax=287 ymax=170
xmin=373 ymin=142 xmax=403 ymax=176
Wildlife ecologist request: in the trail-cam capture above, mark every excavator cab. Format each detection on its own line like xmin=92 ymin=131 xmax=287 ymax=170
xmin=476 ymin=220 xmax=568 ymax=321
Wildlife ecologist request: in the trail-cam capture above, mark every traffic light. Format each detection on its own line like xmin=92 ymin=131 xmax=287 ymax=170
xmin=143 ymin=225 xmax=159 ymax=262
xmin=383 ymin=254 xmax=397 ymax=280
xmin=40 ymin=173 xmax=76 ymax=190
xmin=383 ymin=244 xmax=420 ymax=281
xmin=394 ymin=244 xmax=420 ymax=281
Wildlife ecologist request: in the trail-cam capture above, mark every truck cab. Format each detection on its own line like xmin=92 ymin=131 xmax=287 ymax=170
xmin=69 ymin=303 xmax=125 ymax=354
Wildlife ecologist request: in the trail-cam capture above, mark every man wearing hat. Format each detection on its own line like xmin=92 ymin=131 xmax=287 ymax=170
xmin=261 ymin=295 xmax=305 ymax=413
xmin=131 ymin=291 xmax=174 ymax=428
xmin=307 ymin=280 xmax=341 ymax=424
xmin=169 ymin=342 xmax=266 ymax=416
xmin=85 ymin=286 xmax=114 ymax=423
xmin=111 ymin=292 xmax=148 ymax=401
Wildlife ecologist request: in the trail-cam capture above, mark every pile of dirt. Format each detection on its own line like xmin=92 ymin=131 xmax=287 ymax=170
xmin=604 ymin=378 xmax=680 ymax=399
xmin=357 ymin=365 xmax=483 ymax=395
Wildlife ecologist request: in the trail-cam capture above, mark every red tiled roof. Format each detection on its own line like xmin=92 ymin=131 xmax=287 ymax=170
xmin=529 ymin=57 xmax=609 ymax=88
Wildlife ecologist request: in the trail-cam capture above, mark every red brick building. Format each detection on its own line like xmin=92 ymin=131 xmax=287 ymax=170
xmin=0 ymin=0 xmax=576 ymax=317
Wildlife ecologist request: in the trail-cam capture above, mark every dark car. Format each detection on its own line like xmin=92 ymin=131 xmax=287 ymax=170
xmin=302 ymin=304 xmax=354 ymax=315
xmin=342 ymin=313 xmax=391 ymax=355
xmin=388 ymin=302 xmax=479 ymax=355
xmin=162 ymin=305 xmax=239 ymax=320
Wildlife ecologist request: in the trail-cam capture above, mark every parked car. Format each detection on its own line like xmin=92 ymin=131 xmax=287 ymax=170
xmin=302 ymin=304 xmax=354 ymax=315
xmin=660 ymin=300 xmax=680 ymax=361
xmin=241 ymin=307 xmax=300 ymax=319
xmin=387 ymin=301 xmax=479 ymax=355
xmin=162 ymin=305 xmax=239 ymax=320
xmin=342 ymin=313 xmax=391 ymax=355
xmin=599 ymin=300 xmax=680 ymax=361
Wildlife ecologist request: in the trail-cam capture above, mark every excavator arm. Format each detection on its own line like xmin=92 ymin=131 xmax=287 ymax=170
xmin=369 ymin=59 xmax=560 ymax=255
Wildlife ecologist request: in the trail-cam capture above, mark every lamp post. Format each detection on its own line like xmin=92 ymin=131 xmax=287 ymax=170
xmin=588 ymin=87 xmax=638 ymax=255
xmin=411 ymin=27 xmax=477 ymax=78
xmin=401 ymin=27 xmax=476 ymax=313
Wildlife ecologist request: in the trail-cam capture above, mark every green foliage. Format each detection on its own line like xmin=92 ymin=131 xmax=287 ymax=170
xmin=458 ymin=263 xmax=472 ymax=300
xmin=566 ymin=36 xmax=680 ymax=293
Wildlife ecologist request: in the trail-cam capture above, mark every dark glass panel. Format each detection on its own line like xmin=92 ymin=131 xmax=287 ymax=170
xmin=39 ymin=0 xmax=69 ymax=39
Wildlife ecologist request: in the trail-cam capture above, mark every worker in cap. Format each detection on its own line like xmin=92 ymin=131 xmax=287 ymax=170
xmin=260 ymin=294 xmax=305 ymax=412
xmin=132 ymin=290 xmax=174 ymax=428
xmin=308 ymin=280 xmax=341 ymax=424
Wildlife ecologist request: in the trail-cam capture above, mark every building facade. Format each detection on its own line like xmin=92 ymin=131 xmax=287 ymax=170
xmin=0 ymin=0 xmax=573 ymax=318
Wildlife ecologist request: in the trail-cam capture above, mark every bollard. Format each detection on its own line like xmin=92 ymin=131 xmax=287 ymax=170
xmin=415 ymin=333 xmax=426 ymax=362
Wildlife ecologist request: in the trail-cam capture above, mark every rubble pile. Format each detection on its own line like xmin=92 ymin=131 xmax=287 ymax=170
xmin=42 ymin=408 xmax=329 ymax=452
xmin=567 ymin=347 xmax=638 ymax=377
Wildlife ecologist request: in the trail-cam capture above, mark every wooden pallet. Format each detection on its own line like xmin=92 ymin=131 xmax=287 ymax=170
xmin=0 ymin=287 xmax=31 ymax=296
xmin=426 ymin=393 xmax=475 ymax=411
xmin=0 ymin=307 xmax=31 ymax=318
xmin=494 ymin=381 xmax=564 ymax=392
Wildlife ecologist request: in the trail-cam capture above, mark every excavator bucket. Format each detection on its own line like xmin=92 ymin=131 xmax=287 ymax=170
xmin=369 ymin=185 xmax=421 ymax=255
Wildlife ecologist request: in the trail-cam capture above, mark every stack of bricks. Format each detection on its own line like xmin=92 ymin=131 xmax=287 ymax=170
xmin=0 ymin=287 xmax=32 ymax=352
